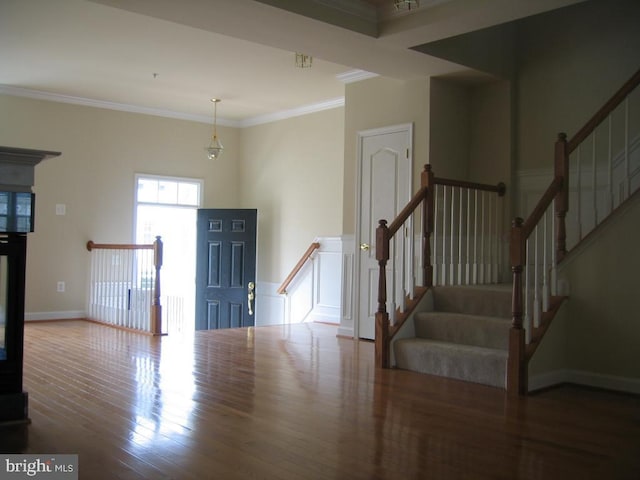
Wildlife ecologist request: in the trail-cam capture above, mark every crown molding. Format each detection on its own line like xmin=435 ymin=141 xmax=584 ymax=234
xmin=240 ymin=97 xmax=344 ymax=127
xmin=0 ymin=84 xmax=345 ymax=128
xmin=336 ymin=69 xmax=379 ymax=84
xmin=0 ymin=84 xmax=241 ymax=127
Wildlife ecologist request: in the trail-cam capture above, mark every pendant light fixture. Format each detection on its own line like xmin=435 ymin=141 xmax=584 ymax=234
xmin=394 ymin=0 xmax=419 ymax=10
xmin=206 ymin=98 xmax=224 ymax=160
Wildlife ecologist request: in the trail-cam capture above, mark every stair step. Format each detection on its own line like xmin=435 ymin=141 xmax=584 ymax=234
xmin=394 ymin=338 xmax=507 ymax=389
xmin=414 ymin=312 xmax=510 ymax=350
xmin=433 ymin=284 xmax=512 ymax=318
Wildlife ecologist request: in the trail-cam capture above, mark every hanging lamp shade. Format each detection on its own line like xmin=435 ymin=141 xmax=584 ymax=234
xmin=206 ymin=98 xmax=224 ymax=160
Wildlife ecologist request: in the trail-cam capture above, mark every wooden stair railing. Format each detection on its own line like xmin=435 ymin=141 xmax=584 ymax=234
xmin=375 ymin=165 xmax=506 ymax=368
xmin=86 ymin=236 xmax=163 ymax=335
xmin=508 ymin=67 xmax=640 ymax=395
xmin=277 ymin=242 xmax=320 ymax=295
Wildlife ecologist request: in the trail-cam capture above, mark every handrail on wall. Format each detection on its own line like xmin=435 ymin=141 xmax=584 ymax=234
xmin=277 ymin=242 xmax=321 ymax=295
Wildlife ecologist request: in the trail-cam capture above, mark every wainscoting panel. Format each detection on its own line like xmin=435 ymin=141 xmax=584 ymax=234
xmin=255 ymin=281 xmax=285 ymax=327
xmin=262 ymin=237 xmax=350 ymax=327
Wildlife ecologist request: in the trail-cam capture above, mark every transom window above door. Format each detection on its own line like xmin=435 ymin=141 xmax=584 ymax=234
xmin=136 ymin=177 xmax=201 ymax=207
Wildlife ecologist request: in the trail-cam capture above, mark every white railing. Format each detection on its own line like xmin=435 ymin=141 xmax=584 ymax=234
xmin=566 ymin=98 xmax=640 ymax=251
xmin=509 ymin=69 xmax=640 ymax=395
xmin=432 ymin=183 xmax=506 ymax=287
xmin=522 ymin=199 xmax=557 ymax=345
xmin=86 ymin=237 xmax=163 ymax=335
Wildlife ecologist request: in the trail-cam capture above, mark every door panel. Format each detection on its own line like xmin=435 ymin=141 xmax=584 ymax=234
xmin=358 ymin=126 xmax=412 ymax=339
xmin=196 ymin=209 xmax=257 ymax=330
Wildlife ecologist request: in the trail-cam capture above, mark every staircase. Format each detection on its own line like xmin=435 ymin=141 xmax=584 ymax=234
xmin=395 ymin=285 xmax=511 ymax=388
xmin=373 ymin=68 xmax=640 ymax=395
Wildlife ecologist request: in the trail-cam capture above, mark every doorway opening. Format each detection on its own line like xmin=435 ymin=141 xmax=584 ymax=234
xmin=135 ymin=175 xmax=202 ymax=334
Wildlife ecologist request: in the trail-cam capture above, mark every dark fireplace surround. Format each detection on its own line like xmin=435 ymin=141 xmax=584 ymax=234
xmin=0 ymin=146 xmax=60 ymax=424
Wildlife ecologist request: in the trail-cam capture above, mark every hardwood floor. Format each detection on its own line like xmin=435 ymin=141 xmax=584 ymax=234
xmin=1 ymin=320 xmax=639 ymax=479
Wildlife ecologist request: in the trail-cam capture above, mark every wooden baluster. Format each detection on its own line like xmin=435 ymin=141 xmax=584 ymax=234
xmin=422 ymin=165 xmax=434 ymax=287
xmin=151 ymin=236 xmax=163 ymax=336
xmin=555 ymin=133 xmax=569 ymax=262
xmin=508 ymin=217 xmax=526 ymax=395
xmin=375 ymin=220 xmax=390 ymax=369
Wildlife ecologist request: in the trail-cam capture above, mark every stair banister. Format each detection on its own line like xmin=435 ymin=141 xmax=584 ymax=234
xmin=86 ymin=236 xmax=164 ymax=335
xmin=554 ymin=133 xmax=569 ymax=262
xmin=375 ymin=164 xmax=507 ymax=369
xmin=508 ymin=69 xmax=640 ymax=395
xmin=509 ymin=217 xmax=526 ymax=395
xmin=375 ymin=220 xmax=391 ymax=369
xmin=567 ymin=68 xmax=640 ymax=153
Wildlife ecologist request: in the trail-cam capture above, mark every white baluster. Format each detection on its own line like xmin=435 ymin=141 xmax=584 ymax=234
xmin=450 ymin=186 xmax=456 ymax=285
xmin=577 ymin=146 xmax=583 ymax=241
xmin=533 ymin=225 xmax=540 ymax=329
xmin=433 ymin=185 xmax=439 ymax=285
xmin=458 ymin=187 xmax=463 ymax=285
xmin=624 ymin=97 xmax=630 ymax=201
xmin=524 ymin=238 xmax=531 ymax=344
xmin=607 ymin=114 xmax=614 ymax=214
xmin=442 ymin=186 xmax=448 ymax=285
xmin=473 ymin=189 xmax=478 ymax=284
xmin=466 ymin=188 xmax=471 ymax=284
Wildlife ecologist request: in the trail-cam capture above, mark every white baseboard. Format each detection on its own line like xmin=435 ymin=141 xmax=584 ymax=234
xmin=25 ymin=311 xmax=85 ymax=321
xmin=337 ymin=326 xmax=354 ymax=337
xmin=529 ymin=369 xmax=640 ymax=395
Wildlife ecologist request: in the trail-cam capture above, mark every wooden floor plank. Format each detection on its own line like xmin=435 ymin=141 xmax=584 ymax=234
xmin=0 ymin=320 xmax=637 ymax=479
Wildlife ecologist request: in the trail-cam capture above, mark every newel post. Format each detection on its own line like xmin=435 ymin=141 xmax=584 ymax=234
xmin=151 ymin=236 xmax=163 ymax=336
xmin=508 ymin=218 xmax=526 ymax=395
xmin=555 ymin=133 xmax=569 ymax=262
xmin=422 ymin=164 xmax=435 ymax=287
xmin=375 ymin=220 xmax=391 ymax=369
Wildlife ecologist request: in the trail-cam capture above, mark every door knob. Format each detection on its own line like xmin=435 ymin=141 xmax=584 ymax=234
xmin=247 ymin=282 xmax=255 ymax=316
xmin=360 ymin=243 xmax=370 ymax=251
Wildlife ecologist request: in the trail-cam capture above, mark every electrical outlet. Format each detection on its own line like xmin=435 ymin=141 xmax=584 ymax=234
xmin=57 ymin=281 xmax=65 ymax=293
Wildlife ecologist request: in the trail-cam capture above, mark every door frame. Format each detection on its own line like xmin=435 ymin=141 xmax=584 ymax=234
xmin=133 ymin=174 xmax=203 ymax=334
xmin=353 ymin=123 xmax=413 ymax=339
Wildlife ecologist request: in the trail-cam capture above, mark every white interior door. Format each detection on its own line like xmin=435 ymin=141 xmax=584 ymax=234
xmin=357 ymin=125 xmax=412 ymax=339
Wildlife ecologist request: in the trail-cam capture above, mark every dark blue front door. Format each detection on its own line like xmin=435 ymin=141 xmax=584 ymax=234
xmin=195 ymin=209 xmax=257 ymax=330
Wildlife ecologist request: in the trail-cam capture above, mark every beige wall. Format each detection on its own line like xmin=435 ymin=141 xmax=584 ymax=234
xmin=516 ymin=0 xmax=640 ymax=171
xmin=342 ymin=76 xmax=430 ymax=233
xmin=530 ymin=193 xmax=640 ymax=381
xmin=239 ymin=108 xmax=344 ymax=284
xmin=0 ymin=95 xmax=240 ymax=314
xmin=468 ymin=80 xmax=511 ymax=186
xmin=562 ymin=195 xmax=640 ymax=378
xmin=429 ymin=77 xmax=471 ymax=179
xmin=516 ymin=0 xmax=640 ymax=384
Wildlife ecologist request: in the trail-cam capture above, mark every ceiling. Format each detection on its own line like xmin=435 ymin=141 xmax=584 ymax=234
xmin=0 ymin=0 xmax=585 ymax=127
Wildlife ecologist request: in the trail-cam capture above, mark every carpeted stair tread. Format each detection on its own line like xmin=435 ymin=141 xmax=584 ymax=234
xmin=414 ymin=312 xmax=510 ymax=350
xmin=395 ymin=338 xmax=507 ymax=388
xmin=433 ymin=284 xmax=512 ymax=318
